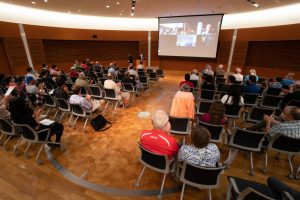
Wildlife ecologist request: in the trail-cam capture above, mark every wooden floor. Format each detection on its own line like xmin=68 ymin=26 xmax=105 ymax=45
xmin=0 ymin=70 xmax=299 ymax=200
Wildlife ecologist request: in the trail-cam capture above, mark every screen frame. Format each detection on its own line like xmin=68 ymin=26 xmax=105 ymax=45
xmin=158 ymin=14 xmax=224 ymax=59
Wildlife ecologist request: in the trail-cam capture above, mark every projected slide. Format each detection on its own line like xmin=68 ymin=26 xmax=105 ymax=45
xmin=158 ymin=15 xmax=223 ymax=58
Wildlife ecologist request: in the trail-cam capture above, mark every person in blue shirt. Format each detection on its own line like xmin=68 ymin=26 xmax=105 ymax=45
xmin=243 ymin=69 xmax=258 ymax=85
xmin=244 ymin=75 xmax=261 ymax=94
xmin=270 ymin=77 xmax=283 ymax=89
xmin=282 ymin=73 xmax=295 ymax=87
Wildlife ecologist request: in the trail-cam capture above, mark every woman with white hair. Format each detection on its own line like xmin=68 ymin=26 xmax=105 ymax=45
xmin=243 ymin=68 xmax=258 ymax=84
xmin=233 ymin=68 xmax=243 ymax=82
xmin=75 ymin=72 xmax=90 ymax=90
xmin=190 ymin=69 xmax=199 ymax=81
xmin=140 ymin=110 xmax=179 ymax=159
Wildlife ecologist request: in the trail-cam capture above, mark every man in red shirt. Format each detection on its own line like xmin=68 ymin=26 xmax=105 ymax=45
xmin=140 ymin=110 xmax=179 ymax=159
xmin=179 ymin=74 xmax=194 ymax=88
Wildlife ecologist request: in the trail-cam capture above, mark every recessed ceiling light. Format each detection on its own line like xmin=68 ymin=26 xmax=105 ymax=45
xmin=106 ymin=5 xmax=110 ymax=8
xmin=116 ymin=2 xmax=120 ymax=5
xmin=119 ymin=13 xmax=122 ymax=15
xmin=130 ymin=12 xmax=134 ymax=16
xmin=44 ymin=0 xmax=48 ymax=2
xmin=67 ymin=11 xmax=71 ymax=14
xmin=31 ymin=1 xmax=36 ymax=4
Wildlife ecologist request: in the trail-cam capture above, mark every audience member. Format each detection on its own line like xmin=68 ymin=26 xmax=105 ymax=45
xmin=140 ymin=110 xmax=178 ymax=159
xmin=69 ymin=85 xmax=100 ymax=112
xmin=243 ymin=69 xmax=258 ymax=84
xmin=215 ymin=64 xmax=225 ymax=76
xmin=49 ymin=64 xmax=59 ymax=76
xmin=200 ymin=101 xmax=226 ymax=125
xmin=201 ymin=75 xmax=215 ymax=90
xmin=75 ymin=72 xmax=90 ymax=90
xmin=282 ymin=72 xmax=295 ymax=87
xmin=81 ymin=59 xmax=89 ymax=71
xmin=202 ymin=64 xmax=214 ymax=76
xmin=0 ymin=95 xmax=12 ymax=119
xmin=128 ymin=66 xmax=138 ymax=79
xmin=281 ymin=81 xmax=300 ymax=108
xmin=26 ymin=76 xmax=45 ymax=105
xmin=137 ymin=61 xmax=144 ymax=70
xmin=233 ymin=68 xmax=243 ymax=82
xmin=69 ymin=66 xmax=79 ymax=78
xmin=269 ymin=77 xmax=283 ymax=89
xmin=170 ymin=84 xmax=195 ymax=119
xmin=108 ymin=63 xmax=117 ymax=77
xmin=25 ymin=67 xmax=38 ymax=84
xmin=104 ymin=73 xmax=130 ymax=106
xmin=93 ymin=61 xmax=102 ymax=72
xmin=53 ymin=78 xmax=69 ymax=101
xmin=179 ymin=74 xmax=194 ymax=88
xmin=190 ymin=69 xmax=200 ymax=81
xmin=122 ymin=72 xmax=143 ymax=93
xmin=178 ymin=126 xmax=220 ymax=167
xmin=221 ymin=84 xmax=244 ymax=106
xmin=39 ymin=69 xmax=56 ymax=86
xmin=10 ymin=97 xmax=64 ymax=144
xmin=244 ymin=75 xmax=260 ymax=94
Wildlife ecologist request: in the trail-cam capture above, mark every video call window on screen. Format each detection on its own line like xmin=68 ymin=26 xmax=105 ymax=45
xmin=158 ymin=15 xmax=223 ymax=58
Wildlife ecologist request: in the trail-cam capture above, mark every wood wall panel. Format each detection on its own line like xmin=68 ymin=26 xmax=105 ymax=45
xmin=217 ymin=41 xmax=231 ymax=66
xmin=232 ymin=41 xmax=248 ymax=66
xmin=28 ymin=39 xmax=46 ymax=68
xmin=246 ymin=40 xmax=300 ymax=70
xmin=43 ymin=40 xmax=139 ymax=71
xmin=0 ymin=38 xmax=13 ymax=75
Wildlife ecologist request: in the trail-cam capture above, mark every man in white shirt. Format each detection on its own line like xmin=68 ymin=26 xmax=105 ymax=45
xmin=190 ymin=69 xmax=199 ymax=81
xmin=233 ymin=68 xmax=243 ymax=82
xmin=104 ymin=73 xmax=130 ymax=106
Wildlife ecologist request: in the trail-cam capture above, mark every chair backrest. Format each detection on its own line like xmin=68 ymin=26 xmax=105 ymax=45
xmin=216 ymin=78 xmax=226 ymax=84
xmin=70 ymin=103 xmax=86 ymax=117
xmin=169 ymin=116 xmax=190 ymax=135
xmin=149 ymin=72 xmax=157 ymax=79
xmin=123 ymin=83 xmax=135 ymax=92
xmin=139 ymin=76 xmax=148 ymax=84
xmin=180 ymin=162 xmax=224 ymax=189
xmin=190 ymin=80 xmax=199 ymax=89
xmin=156 ymin=69 xmax=164 ymax=77
xmin=96 ymin=72 xmax=104 ymax=79
xmin=146 ymin=69 xmax=153 ymax=74
xmin=257 ymin=77 xmax=266 ymax=85
xmin=197 ymin=100 xmax=213 ymax=115
xmin=217 ymin=84 xmax=227 ymax=92
xmin=117 ymin=73 xmax=125 ymax=81
xmin=44 ymin=82 xmax=54 ymax=91
xmin=138 ymin=71 xmax=146 ymax=76
xmin=237 ymin=187 xmax=275 ymax=200
xmin=216 ymin=74 xmax=224 ymax=79
xmin=138 ymin=69 xmax=144 ymax=72
xmin=138 ymin=142 xmax=170 ymax=173
xmin=229 ymin=128 xmax=266 ymax=152
xmin=104 ymin=88 xmax=117 ymax=100
xmin=200 ymin=89 xmax=215 ymax=100
xmin=0 ymin=117 xmax=14 ymax=135
xmin=243 ymin=93 xmax=259 ymax=106
xmin=198 ymin=121 xmax=224 ymax=143
xmin=44 ymin=94 xmax=56 ymax=107
xmin=247 ymin=107 xmax=274 ymax=123
xmin=261 ymin=95 xmax=282 ymax=109
xmin=90 ymin=86 xmax=102 ymax=98
xmin=266 ymin=87 xmax=282 ymax=96
xmin=268 ymin=134 xmax=300 ymax=154
xmin=224 ymin=104 xmax=241 ymax=118
xmin=55 ymin=98 xmax=70 ymax=111
xmin=15 ymin=123 xmax=49 ymax=142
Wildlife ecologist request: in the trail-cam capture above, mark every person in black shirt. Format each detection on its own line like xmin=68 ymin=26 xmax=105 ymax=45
xmin=53 ymin=78 xmax=69 ymax=101
xmin=201 ymin=75 xmax=215 ymax=90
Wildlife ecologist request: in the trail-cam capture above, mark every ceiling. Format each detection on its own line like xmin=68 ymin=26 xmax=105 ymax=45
xmin=1 ymin=0 xmax=300 ymax=18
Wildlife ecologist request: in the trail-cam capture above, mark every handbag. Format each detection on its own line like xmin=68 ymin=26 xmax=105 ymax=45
xmin=90 ymin=114 xmax=111 ymax=132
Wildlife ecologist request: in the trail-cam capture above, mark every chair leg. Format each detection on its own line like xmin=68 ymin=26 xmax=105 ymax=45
xmin=135 ymin=166 xmax=146 ymax=187
xmin=59 ymin=111 xmax=65 ymax=122
xmin=262 ymin=152 xmax=268 ymax=174
xmin=287 ymin=155 xmax=295 ymax=180
xmin=226 ymin=181 xmax=232 ymax=200
xmin=36 ymin=143 xmax=44 ymax=165
xmin=83 ymin=118 xmax=89 ymax=129
xmin=274 ymin=152 xmax=280 ymax=160
xmin=105 ymin=101 xmax=110 ymax=109
xmin=45 ymin=107 xmax=51 ymax=115
xmin=249 ymin=152 xmax=254 ymax=176
xmin=54 ymin=110 xmax=58 ymax=120
xmin=159 ymin=173 xmax=167 ymax=199
xmin=225 ymin=147 xmax=232 ymax=166
xmin=13 ymin=137 xmax=22 ymax=156
xmin=72 ymin=116 xmax=79 ymax=128
xmin=180 ymin=183 xmax=186 ymax=200
xmin=0 ymin=133 xmax=4 ymax=145
xmin=24 ymin=142 xmax=32 ymax=158
xmin=114 ymin=101 xmax=118 ymax=110
xmin=3 ymin=135 xmax=12 ymax=151
xmin=295 ymin=165 xmax=300 ymax=180
xmin=208 ymin=189 xmax=212 ymax=200
xmin=68 ymin=114 xmax=73 ymax=126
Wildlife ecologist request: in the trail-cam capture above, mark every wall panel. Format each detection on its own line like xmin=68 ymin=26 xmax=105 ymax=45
xmin=0 ymin=38 xmax=13 ymax=75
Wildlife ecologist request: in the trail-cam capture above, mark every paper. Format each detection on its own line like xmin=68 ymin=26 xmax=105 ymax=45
xmin=4 ymin=86 xmax=16 ymax=96
xmin=48 ymin=89 xmax=54 ymax=95
xmin=39 ymin=119 xmax=55 ymax=126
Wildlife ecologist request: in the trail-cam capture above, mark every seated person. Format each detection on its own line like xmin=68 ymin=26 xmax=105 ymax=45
xmin=244 ymin=75 xmax=260 ymax=94
xmin=200 ymin=101 xmax=226 ymax=125
xmin=26 ymin=76 xmax=45 ymax=106
xmin=25 ymin=67 xmax=38 ymax=85
xmin=137 ymin=61 xmax=144 ymax=70
xmin=122 ymin=72 xmax=143 ymax=93
xmin=69 ymin=85 xmax=100 ymax=112
xmin=128 ymin=66 xmax=138 ymax=79
xmin=108 ymin=63 xmax=117 ymax=77
xmin=178 ymin=126 xmax=220 ymax=167
xmin=201 ymin=75 xmax=216 ymax=90
xmin=247 ymin=106 xmax=300 ymax=139
xmin=269 ymin=77 xmax=283 ymax=89
xmin=49 ymin=64 xmax=59 ymax=76
xmin=10 ymin=97 xmax=63 ymax=144
xmin=39 ymin=69 xmax=56 ymax=86
xmin=140 ymin=110 xmax=178 ymax=160
xmin=215 ymin=64 xmax=225 ymax=76
xmin=190 ymin=69 xmax=200 ymax=81
xmin=281 ymin=81 xmax=300 ymax=109
xmin=221 ymin=84 xmax=244 ymax=106
xmin=243 ymin=69 xmax=258 ymax=85
xmin=53 ymin=78 xmax=69 ymax=101
xmin=232 ymin=68 xmax=243 ymax=82
xmin=0 ymin=95 xmax=12 ymax=119
xmin=104 ymin=73 xmax=130 ymax=106
xmin=179 ymin=74 xmax=194 ymax=88
xmin=75 ymin=72 xmax=90 ymax=90
xmin=202 ymin=64 xmax=214 ymax=76
xmin=170 ymin=84 xmax=195 ymax=119
xmin=69 ymin=66 xmax=79 ymax=78
xmin=282 ymin=72 xmax=295 ymax=87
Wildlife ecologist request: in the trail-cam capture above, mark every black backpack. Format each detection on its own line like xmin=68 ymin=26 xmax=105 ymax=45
xmin=90 ymin=114 xmax=111 ymax=132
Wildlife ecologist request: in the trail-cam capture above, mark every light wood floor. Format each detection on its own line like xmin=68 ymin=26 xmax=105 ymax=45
xmin=0 ymin=70 xmax=299 ymax=200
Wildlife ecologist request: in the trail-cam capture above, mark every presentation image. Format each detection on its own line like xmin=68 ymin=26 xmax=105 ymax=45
xmin=158 ymin=15 xmax=223 ymax=58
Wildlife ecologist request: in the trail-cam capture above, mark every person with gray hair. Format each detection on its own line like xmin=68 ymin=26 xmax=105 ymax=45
xmin=75 ymin=72 xmax=90 ymax=90
xmin=140 ymin=110 xmax=179 ymax=159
